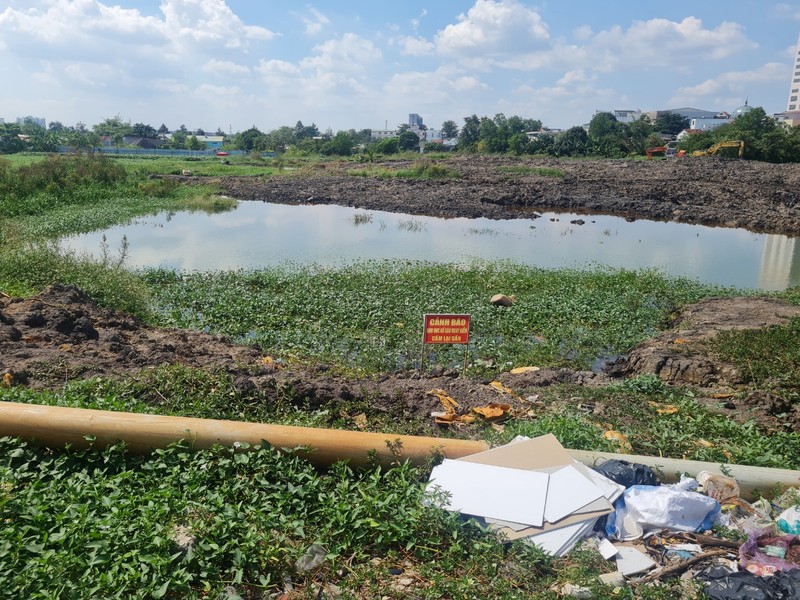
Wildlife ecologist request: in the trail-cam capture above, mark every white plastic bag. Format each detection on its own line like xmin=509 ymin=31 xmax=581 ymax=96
xmin=609 ymin=482 xmax=720 ymax=541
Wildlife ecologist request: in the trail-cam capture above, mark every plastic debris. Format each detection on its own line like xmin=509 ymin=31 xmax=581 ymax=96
xmin=704 ymin=568 xmax=800 ymax=600
xmin=777 ymin=506 xmax=800 ymax=535
xmin=739 ymin=531 xmax=800 ymax=576
xmin=592 ymin=459 xmax=660 ymax=489
xmin=698 ymin=471 xmax=741 ymax=504
xmin=606 ymin=478 xmax=720 ymax=541
xmin=295 ymin=544 xmax=327 ymax=572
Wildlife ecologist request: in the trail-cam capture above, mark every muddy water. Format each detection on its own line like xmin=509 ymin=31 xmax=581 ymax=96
xmin=60 ymin=202 xmax=800 ymax=291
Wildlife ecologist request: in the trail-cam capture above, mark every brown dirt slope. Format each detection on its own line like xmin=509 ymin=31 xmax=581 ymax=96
xmin=210 ymin=156 xmax=800 ymax=235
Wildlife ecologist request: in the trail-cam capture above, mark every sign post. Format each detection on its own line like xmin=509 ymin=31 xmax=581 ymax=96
xmin=421 ymin=314 xmax=471 ymax=373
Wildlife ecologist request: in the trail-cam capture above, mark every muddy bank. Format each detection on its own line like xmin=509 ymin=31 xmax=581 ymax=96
xmin=210 ymin=156 xmax=800 ymax=236
xmin=2 ymin=285 xmax=798 ymax=434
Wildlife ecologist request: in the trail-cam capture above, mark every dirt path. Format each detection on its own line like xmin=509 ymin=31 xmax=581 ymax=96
xmin=2 ymin=285 xmax=798 ymax=434
xmin=212 ymin=156 xmax=800 ymax=236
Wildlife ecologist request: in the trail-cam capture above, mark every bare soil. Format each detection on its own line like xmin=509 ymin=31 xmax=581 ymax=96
xmin=211 ymin=155 xmax=800 ymax=235
xmin=2 ymin=285 xmax=798 ymax=434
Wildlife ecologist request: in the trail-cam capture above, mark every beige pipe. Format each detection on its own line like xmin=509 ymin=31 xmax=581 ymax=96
xmin=569 ymin=449 xmax=800 ymax=500
xmin=0 ymin=401 xmax=488 ymax=468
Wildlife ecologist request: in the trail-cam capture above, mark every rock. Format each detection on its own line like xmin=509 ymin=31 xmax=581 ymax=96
xmin=598 ymin=571 xmax=626 ymax=588
xmin=490 ymin=294 xmax=515 ymax=307
xmin=558 ymin=582 xmax=594 ymax=598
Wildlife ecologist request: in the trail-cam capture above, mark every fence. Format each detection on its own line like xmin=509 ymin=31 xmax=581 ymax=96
xmin=55 ymin=146 xmax=277 ymax=158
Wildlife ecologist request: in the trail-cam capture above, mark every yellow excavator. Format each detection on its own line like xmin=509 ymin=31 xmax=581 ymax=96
xmin=691 ymin=140 xmax=745 ymax=159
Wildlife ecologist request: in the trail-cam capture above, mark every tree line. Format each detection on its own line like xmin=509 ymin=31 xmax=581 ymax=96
xmin=4 ymin=107 xmax=800 ymax=162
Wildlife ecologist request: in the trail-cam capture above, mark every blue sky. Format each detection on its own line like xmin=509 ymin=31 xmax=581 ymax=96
xmin=2 ymin=0 xmax=800 ymax=134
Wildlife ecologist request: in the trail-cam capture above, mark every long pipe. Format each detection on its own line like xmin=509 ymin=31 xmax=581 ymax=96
xmin=0 ymin=402 xmax=488 ymax=468
xmin=568 ymin=449 xmax=800 ymax=500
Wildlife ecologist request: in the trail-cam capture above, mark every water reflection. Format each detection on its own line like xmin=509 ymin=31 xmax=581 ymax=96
xmin=59 ymin=202 xmax=800 ymax=291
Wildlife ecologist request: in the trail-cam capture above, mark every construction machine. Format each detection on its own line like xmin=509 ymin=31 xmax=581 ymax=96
xmin=645 ymin=146 xmax=667 ymax=159
xmin=691 ymin=140 xmax=745 ymax=159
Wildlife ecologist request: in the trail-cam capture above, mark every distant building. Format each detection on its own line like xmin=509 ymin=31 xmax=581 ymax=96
xmin=689 ymin=116 xmax=731 ymax=132
xmin=788 ymin=34 xmax=800 ymax=111
xmin=370 ymin=129 xmax=397 ymax=140
xmin=0 ymin=118 xmax=4 ymax=125
xmin=609 ymin=109 xmax=642 ymax=123
xmin=16 ymin=116 xmax=45 ymax=128
xmin=408 ymin=113 xmax=424 ymax=128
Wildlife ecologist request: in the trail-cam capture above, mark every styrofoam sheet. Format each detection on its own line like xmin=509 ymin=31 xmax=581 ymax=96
xmin=427 ymin=459 xmax=548 ymax=526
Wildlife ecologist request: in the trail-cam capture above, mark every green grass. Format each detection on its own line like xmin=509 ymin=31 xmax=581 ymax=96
xmin=349 ymin=159 xmax=460 ymax=180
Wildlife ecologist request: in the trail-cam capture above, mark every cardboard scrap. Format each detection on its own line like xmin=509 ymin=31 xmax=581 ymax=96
xmin=426 ymin=434 xmax=624 ymax=557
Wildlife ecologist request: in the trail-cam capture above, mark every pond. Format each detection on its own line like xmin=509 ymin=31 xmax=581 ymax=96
xmin=60 ymin=201 xmax=800 ymax=291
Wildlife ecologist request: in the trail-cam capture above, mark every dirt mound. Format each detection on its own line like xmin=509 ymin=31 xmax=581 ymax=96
xmin=607 ymin=296 xmax=800 ymax=430
xmin=208 ymin=156 xmax=800 ymax=235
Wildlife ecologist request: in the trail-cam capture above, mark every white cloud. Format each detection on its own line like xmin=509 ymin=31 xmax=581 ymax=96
xmin=202 ymin=59 xmax=251 ymax=76
xmin=300 ymin=33 xmax=382 ymax=73
xmin=435 ymin=0 xmax=549 ymax=58
xmin=161 ymin=0 xmax=276 ymax=48
xmin=670 ymin=62 xmax=789 ymax=104
xmin=301 ymin=7 xmax=330 ymax=35
xmin=399 ymin=36 xmax=435 ymax=56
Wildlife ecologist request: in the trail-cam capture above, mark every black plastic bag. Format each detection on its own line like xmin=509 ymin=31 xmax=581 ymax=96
xmin=704 ymin=569 xmax=800 ymax=600
xmin=592 ymin=459 xmax=660 ymax=488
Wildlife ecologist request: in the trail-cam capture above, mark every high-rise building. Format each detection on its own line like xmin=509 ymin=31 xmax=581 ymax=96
xmin=788 ymin=34 xmax=800 ymax=111
xmin=16 ymin=116 xmax=46 ymax=128
xmin=408 ymin=113 xmax=423 ymax=128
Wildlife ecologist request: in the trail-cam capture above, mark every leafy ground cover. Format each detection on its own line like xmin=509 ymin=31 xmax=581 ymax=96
xmin=142 ymin=263 xmax=725 ymax=375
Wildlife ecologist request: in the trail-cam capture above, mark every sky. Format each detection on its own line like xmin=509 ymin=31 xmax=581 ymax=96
xmin=2 ymin=0 xmax=800 ymax=134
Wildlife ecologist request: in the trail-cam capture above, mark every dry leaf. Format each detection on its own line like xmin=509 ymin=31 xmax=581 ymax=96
xmin=261 ymin=356 xmax=274 ymax=365
xmin=473 ymin=403 xmax=512 ymax=420
xmin=352 ymin=413 xmax=368 ymax=430
xmin=603 ymin=430 xmax=633 ymax=452
xmin=712 ymin=393 xmax=735 ymax=399
xmin=695 ymin=438 xmax=714 ymax=448
xmin=426 ymin=388 xmax=459 ymax=411
xmin=490 ymin=422 xmax=505 ymax=433
xmin=1 ymin=373 xmax=12 ymax=387
xmin=648 ymin=401 xmax=679 ymax=415
xmin=673 ymin=338 xmax=690 ymax=345
xmin=509 ymin=366 xmax=540 ymax=375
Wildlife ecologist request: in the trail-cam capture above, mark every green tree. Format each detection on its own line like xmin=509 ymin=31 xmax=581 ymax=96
xmin=624 ymin=117 xmax=655 ymax=155
xmin=588 ymin=112 xmax=626 ymax=157
xmin=441 ymin=120 xmax=459 ymax=139
xmin=653 ymin=112 xmax=690 ymax=136
xmin=373 ymin=138 xmax=399 ymax=154
xmin=553 ymin=126 xmax=589 ymax=156
xmin=232 ymin=127 xmax=266 ymax=152
xmin=397 ymin=129 xmax=421 ymax=152
xmin=0 ymin=123 xmax=26 ymax=154
xmin=186 ymin=135 xmax=205 ymax=151
xmin=320 ymin=131 xmax=356 ymax=156
xmin=458 ymin=115 xmax=481 ymax=151
xmin=131 ymin=123 xmax=158 ymax=138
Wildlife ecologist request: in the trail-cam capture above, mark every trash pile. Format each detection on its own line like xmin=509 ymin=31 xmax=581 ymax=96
xmin=426 ymin=434 xmax=800 ymax=597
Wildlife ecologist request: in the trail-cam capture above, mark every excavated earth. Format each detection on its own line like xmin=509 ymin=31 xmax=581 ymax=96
xmin=1 ymin=285 xmax=798 ymax=435
xmin=211 ymin=155 xmax=800 ymax=235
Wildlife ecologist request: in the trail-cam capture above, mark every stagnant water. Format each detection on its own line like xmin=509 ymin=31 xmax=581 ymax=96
xmin=60 ymin=201 xmax=800 ymax=291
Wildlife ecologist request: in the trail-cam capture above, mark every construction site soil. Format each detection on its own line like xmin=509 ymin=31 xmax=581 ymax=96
xmin=212 ymin=155 xmax=800 ymax=236
xmin=2 ymin=285 xmax=799 ymax=436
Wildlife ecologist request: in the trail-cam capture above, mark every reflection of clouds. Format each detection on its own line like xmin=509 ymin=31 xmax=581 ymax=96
xmin=59 ymin=204 xmax=794 ymax=290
